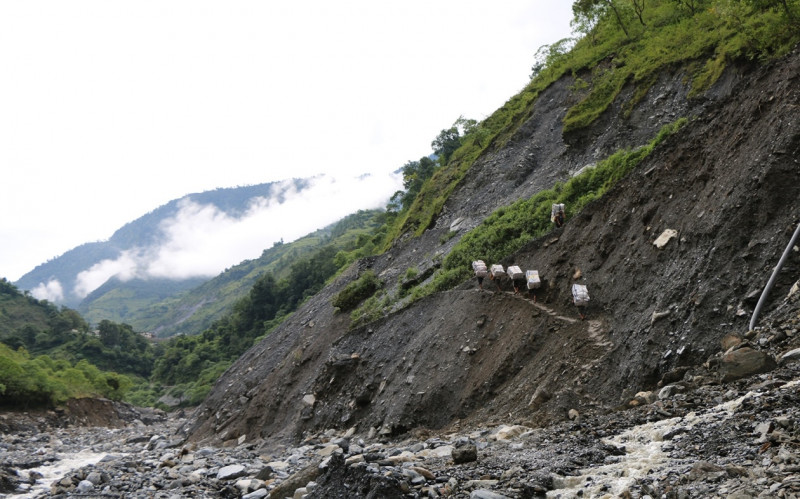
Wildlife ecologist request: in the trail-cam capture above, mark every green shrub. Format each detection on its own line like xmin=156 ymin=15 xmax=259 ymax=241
xmin=332 ymin=271 xmax=381 ymax=312
xmin=403 ymin=267 xmax=419 ymax=280
xmin=0 ymin=343 xmax=133 ymax=407
xmin=349 ymin=294 xmax=388 ymax=328
xmin=439 ymin=231 xmax=458 ymax=244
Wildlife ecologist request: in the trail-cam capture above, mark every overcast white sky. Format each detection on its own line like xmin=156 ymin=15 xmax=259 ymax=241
xmin=1 ymin=1 xmax=575 ymax=284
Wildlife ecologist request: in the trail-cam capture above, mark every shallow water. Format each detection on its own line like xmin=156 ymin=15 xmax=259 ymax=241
xmin=12 ymin=449 xmax=106 ymax=498
xmin=545 ymin=383 xmax=795 ymax=498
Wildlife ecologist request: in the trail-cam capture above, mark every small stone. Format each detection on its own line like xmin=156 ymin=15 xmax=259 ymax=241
xmin=76 ymin=480 xmax=94 ymax=493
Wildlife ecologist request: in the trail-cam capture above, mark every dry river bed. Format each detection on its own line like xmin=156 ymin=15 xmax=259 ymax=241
xmin=2 ymin=364 xmax=800 ymax=498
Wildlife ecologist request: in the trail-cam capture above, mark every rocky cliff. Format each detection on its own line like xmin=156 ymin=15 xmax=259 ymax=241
xmin=182 ymin=47 xmax=800 ymax=449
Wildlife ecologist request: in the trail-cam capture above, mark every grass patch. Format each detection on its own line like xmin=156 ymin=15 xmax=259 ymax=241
xmin=332 ymin=271 xmax=381 ymax=313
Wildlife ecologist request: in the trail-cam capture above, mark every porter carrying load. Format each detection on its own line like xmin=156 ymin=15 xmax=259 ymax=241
xmin=508 ymin=265 xmax=524 ymax=294
xmin=473 ymin=260 xmax=488 ymax=289
xmin=526 ymin=270 xmax=541 ymax=290
xmin=572 ymin=283 xmax=590 ymax=320
xmin=551 ymin=203 xmax=566 ymax=227
xmin=506 ymin=265 xmax=524 ymax=280
xmin=572 ymin=284 xmax=589 ymax=306
xmin=489 ymin=264 xmax=505 ymax=291
xmin=472 ymin=260 xmax=488 ymax=277
xmin=490 ymin=264 xmax=505 ymax=278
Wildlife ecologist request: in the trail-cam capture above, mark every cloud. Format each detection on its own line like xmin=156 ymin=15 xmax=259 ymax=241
xmin=74 ymin=251 xmax=143 ymax=298
xmin=71 ymin=173 xmax=402 ymax=297
xmin=30 ymin=278 xmax=64 ymax=303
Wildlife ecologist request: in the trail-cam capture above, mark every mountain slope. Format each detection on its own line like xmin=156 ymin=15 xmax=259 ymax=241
xmin=14 ymin=179 xmax=310 ymax=311
xmin=140 ymin=209 xmax=386 ymax=338
xmin=182 ymin=43 xmax=800 ymax=447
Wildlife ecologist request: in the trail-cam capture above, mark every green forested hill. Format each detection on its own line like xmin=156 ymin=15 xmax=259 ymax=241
xmin=77 ymin=277 xmax=208 ymax=330
xmin=134 ymin=209 xmax=387 ymax=338
xmin=0 ymin=279 xmax=86 ymax=345
xmin=0 ymin=280 xmax=152 ymax=407
xmin=0 ymin=208 xmax=390 ymax=408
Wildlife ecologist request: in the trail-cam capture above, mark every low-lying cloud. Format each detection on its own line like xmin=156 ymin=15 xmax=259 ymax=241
xmin=67 ymin=173 xmax=402 ymax=299
xmin=31 ymin=278 xmax=64 ymax=303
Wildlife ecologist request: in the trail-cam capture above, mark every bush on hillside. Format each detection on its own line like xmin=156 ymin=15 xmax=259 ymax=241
xmin=332 ymin=271 xmax=381 ymax=312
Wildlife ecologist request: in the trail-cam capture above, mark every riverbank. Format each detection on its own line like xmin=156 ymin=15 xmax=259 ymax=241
xmin=2 ymin=357 xmax=800 ymax=498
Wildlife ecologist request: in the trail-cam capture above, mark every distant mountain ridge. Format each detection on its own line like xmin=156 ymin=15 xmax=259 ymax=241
xmin=127 ymin=208 xmax=384 ymax=338
xmin=14 ymin=178 xmax=310 ymax=312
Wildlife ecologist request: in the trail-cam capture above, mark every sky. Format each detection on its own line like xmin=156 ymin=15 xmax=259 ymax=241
xmin=1 ymin=1 xmax=575 ymax=287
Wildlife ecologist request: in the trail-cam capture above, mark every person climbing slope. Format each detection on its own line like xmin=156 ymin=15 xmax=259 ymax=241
xmin=526 ymin=270 xmax=540 ymax=302
xmin=472 ymin=260 xmax=488 ymax=289
xmin=551 ymin=203 xmax=566 ymax=228
xmin=572 ymin=283 xmax=590 ymax=320
xmin=490 ymin=264 xmax=505 ymax=292
xmin=507 ymin=265 xmax=524 ymax=294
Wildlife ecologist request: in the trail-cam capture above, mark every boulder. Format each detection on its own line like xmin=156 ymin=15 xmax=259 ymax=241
xmin=493 ymin=425 xmax=530 ymax=440
xmin=721 ymin=333 xmax=743 ymax=351
xmin=217 ymin=464 xmax=246 ymax=481
xmin=452 ymin=443 xmax=478 ymax=464
xmin=268 ymin=461 xmax=321 ymax=499
xmin=719 ymin=347 xmax=776 ymax=382
xmin=779 ymin=347 xmax=800 ymax=365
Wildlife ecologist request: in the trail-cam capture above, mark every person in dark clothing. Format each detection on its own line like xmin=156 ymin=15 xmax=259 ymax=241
xmin=489 ymin=272 xmax=503 ymax=291
xmin=473 ymin=260 xmax=488 ymax=289
xmin=554 ymin=208 xmax=565 ymax=228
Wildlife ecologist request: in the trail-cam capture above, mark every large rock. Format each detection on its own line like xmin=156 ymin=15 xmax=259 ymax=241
xmin=217 ymin=464 xmax=246 ymax=480
xmin=779 ymin=347 xmax=800 ymax=365
xmin=452 ymin=443 xmax=478 ymax=464
xmin=493 ymin=425 xmax=530 ymax=440
xmin=268 ymin=461 xmax=321 ymax=499
xmin=719 ymin=347 xmax=776 ymax=382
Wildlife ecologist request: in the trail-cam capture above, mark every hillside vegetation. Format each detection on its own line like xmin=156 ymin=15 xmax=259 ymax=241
xmin=0 ymin=280 xmax=143 ymax=407
xmin=139 ymin=208 xmax=388 ymax=338
xmin=387 ymin=0 xmax=799 ymax=242
xmin=1 ymin=210 xmax=393 ymax=408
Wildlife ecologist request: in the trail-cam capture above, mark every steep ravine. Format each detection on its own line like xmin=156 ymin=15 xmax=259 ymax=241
xmin=182 ymin=48 xmax=800 ymax=448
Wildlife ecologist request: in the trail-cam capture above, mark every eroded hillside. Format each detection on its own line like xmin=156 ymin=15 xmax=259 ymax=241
xmin=182 ymin=49 xmax=800 ymax=447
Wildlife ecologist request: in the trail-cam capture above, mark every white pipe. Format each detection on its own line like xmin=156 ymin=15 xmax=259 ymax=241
xmin=749 ymin=221 xmax=800 ymax=331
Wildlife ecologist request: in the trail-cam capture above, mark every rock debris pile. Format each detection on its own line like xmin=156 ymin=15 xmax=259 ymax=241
xmin=3 ymin=327 xmax=800 ymax=498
